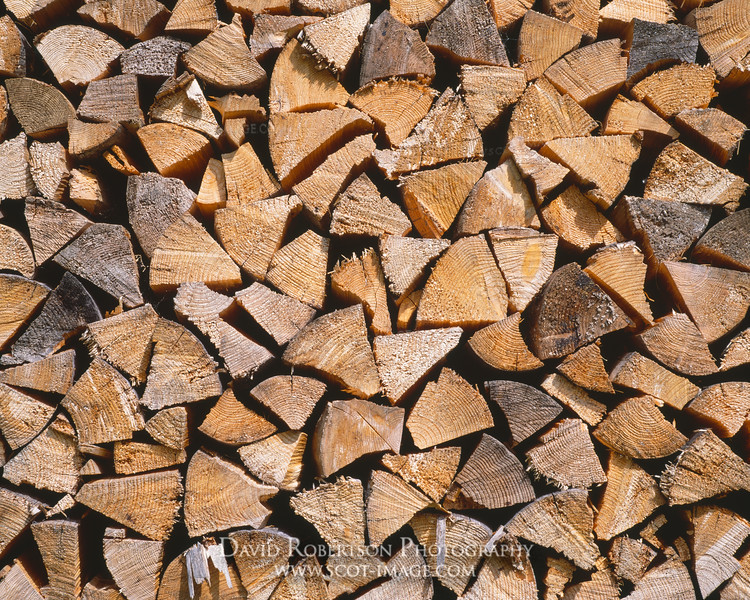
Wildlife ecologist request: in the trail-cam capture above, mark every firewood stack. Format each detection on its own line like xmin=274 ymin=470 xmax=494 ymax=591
xmin=1 ymin=0 xmax=750 ymax=598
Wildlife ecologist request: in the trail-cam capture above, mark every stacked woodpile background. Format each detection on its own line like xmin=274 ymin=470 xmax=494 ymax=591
xmin=1 ymin=0 xmax=750 ymax=598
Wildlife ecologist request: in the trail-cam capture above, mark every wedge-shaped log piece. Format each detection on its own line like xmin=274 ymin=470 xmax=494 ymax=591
xmin=527 ymin=418 xmax=606 ymax=489
xmin=62 ymin=358 xmax=144 ymax=445
xmin=0 ymin=225 xmax=34 ymax=278
xmin=83 ymin=304 xmax=159 ymax=385
xmin=687 ymin=382 xmax=750 ymax=438
xmin=0 ymin=133 xmax=35 ymax=199
xmin=359 ymin=10 xmax=435 ymax=86
xmin=269 ymin=38 xmax=348 ymax=113
xmin=103 ymin=528 xmax=164 ymax=600
xmin=141 ymin=319 xmax=222 ymax=410
xmin=417 ymin=235 xmax=508 ymax=329
xmin=125 ymin=173 xmax=196 ymax=258
xmin=146 ymin=407 xmax=190 ymax=450
xmin=0 ymin=15 xmax=26 ymax=77
xmin=266 ymin=230 xmax=329 ymax=310
xmin=312 ymin=399 xmax=403 ymax=477
xmin=184 ymin=16 xmax=266 ymax=91
xmin=455 ymin=161 xmax=539 ymax=236
xmin=506 ymin=489 xmax=600 ymax=570
xmin=401 ymin=161 xmax=486 ymax=238
xmin=184 ymin=450 xmax=278 ymax=537
xmin=69 ymin=167 xmax=112 ymax=216
xmin=78 ymin=0 xmax=169 ymax=40
xmin=625 ymin=20 xmax=699 ymax=85
xmin=542 ymin=0 xmax=598 ymax=38
xmin=229 ymin=529 xmax=296 ymax=600
xmin=631 ymin=63 xmax=716 ymax=119
xmin=76 ymin=470 xmax=182 ymax=540
xmin=375 ymin=88 xmax=482 ymax=179
xmin=660 ymin=429 xmax=750 ymax=505
xmin=195 ymin=159 xmax=226 ymax=217
xmin=675 ymin=107 xmax=745 ymax=166
xmin=138 ymin=123 xmax=212 ymax=181
xmin=382 ymin=447 xmax=460 ymax=502
xmin=458 ymin=65 xmax=526 ymax=130
xmin=635 ymin=313 xmax=716 ymax=376
xmin=28 ymin=141 xmax=69 ymax=202
xmin=0 ymin=349 xmax=74 ymax=395
xmin=114 ymin=441 xmax=186 ymax=475
xmin=120 ymin=36 xmax=191 ymax=79
xmin=608 ymin=536 xmax=656 ymax=583
xmin=293 ymin=134 xmax=375 ymax=225
xmin=330 ymin=174 xmax=412 ymax=237
xmin=544 ymin=39 xmax=626 ymax=110
xmin=35 ymin=25 xmax=124 ymax=88
xmin=164 ymin=0 xmax=217 ymax=34
xmin=216 ymin=195 xmax=301 ymax=280
xmin=250 ymin=375 xmax=326 ymax=430
xmin=528 ymin=263 xmax=631 ymax=360
xmin=722 ymin=548 xmax=750 ymax=600
xmin=236 ymin=283 xmax=316 ymax=346
xmin=518 ymin=11 xmax=583 ymax=81
xmin=3 ymin=415 xmax=82 ymax=494
xmin=53 ymin=223 xmax=143 ymax=308
xmin=332 ymin=249 xmax=391 ymax=335
xmin=356 ymin=541 xmax=432 ymax=600
xmin=68 ymin=120 xmax=126 ymax=163
xmin=595 ymin=397 xmax=686 ymax=459
xmin=77 ymin=73 xmax=143 ymax=129
xmin=660 ymin=261 xmax=750 ymax=343
xmin=623 ymin=557 xmax=695 ymax=600
xmin=486 ymin=380 xmax=562 ymax=446
xmin=411 ymin=512 xmax=491 ymax=595
xmin=299 ymin=4 xmax=369 ymax=77
xmin=609 ymin=352 xmax=699 ymax=410
xmin=444 ymin=434 xmax=534 ymax=509
xmin=267 ymin=556 xmax=326 ymax=600
xmin=0 ymin=559 xmax=44 ymax=600
xmin=541 ymin=373 xmax=607 ymax=425
xmin=557 ymin=342 xmax=613 ymax=394
xmin=4 ymin=78 xmax=75 ymax=140
xmin=693 ymin=0 xmax=750 ymax=82
xmin=645 ymin=141 xmax=748 ymax=211
xmin=283 ymin=304 xmax=380 ymax=398
xmin=374 ymin=327 xmax=461 ymax=404
xmin=0 ymin=487 xmax=44 ymax=560
xmin=508 ymin=79 xmax=597 ymax=148
xmin=251 ymin=14 xmax=320 ymax=61
xmin=694 ymin=208 xmax=750 ymax=272
xmin=30 ymin=519 xmax=82 ymax=600
xmin=149 ymin=73 xmax=222 ymax=141
xmin=268 ymin=107 xmax=371 ymax=190
xmin=239 ymin=431 xmax=306 ymax=491
xmin=599 ymin=0 xmax=674 ymax=34
xmin=0 ymin=275 xmax=48 ymax=353
xmin=199 ymin=388 xmax=276 ymax=446
xmin=541 ymin=135 xmax=640 ymax=210
xmin=5 ymin=272 xmax=101 ymax=364
xmin=366 ymin=470 xmax=432 ymax=546
xmin=595 ymin=452 xmax=665 ymax=541
xmin=602 ymin=95 xmax=678 ymax=146
xmin=462 ymin=537 xmax=537 ymax=600
xmin=290 ymin=477 xmax=365 ymax=547
xmin=406 ymin=368 xmax=494 ymax=449
xmin=426 ymin=0 xmax=509 ymax=66
xmin=468 ymin=313 xmax=543 ymax=372
xmin=379 ymin=236 xmax=449 ymax=304
xmin=149 ymin=213 xmax=242 ymax=293
xmin=692 ymin=506 xmax=750 ymax=598
xmin=612 ymin=196 xmax=711 ymax=272
xmin=349 ymin=80 xmax=436 ymax=147
xmin=721 ymin=328 xmax=750 ymax=373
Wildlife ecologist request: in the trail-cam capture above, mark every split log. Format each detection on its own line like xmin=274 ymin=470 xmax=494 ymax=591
xmin=556 ymin=342 xmax=613 ymax=394
xmin=405 ymin=368 xmax=494 ymax=449
xmin=0 ymin=15 xmax=26 ymax=77
xmin=266 ymin=556 xmax=327 ymax=600
xmin=0 ymin=225 xmax=34 ymax=278
xmin=444 ymin=433 xmax=535 ymax=509
xmin=660 ymin=261 xmax=750 ymax=343
xmin=235 ymin=282 xmax=316 ymax=346
xmin=485 ymin=380 xmax=562 ymax=446
xmin=77 ymin=74 xmax=144 ymax=129
xmin=721 ymin=328 xmax=750 ymax=372
xmin=623 ymin=557 xmax=695 ymax=600
xmin=30 ymin=519 xmax=82 ymax=600
xmin=27 ymin=141 xmax=69 ymax=202
xmin=508 ymin=79 xmax=597 ymax=148
xmin=163 ymin=0 xmax=218 ymax=35
xmin=540 ymin=373 xmax=607 ymax=425
xmin=660 ymin=429 xmax=750 ymax=505
xmin=76 ymin=470 xmax=183 ymax=540
xmin=331 ymin=249 xmax=390 ymax=335
xmin=296 ymin=0 xmax=367 ymax=16
xmin=251 ymin=15 xmax=321 ymax=61
xmin=0 ymin=559 xmax=44 ymax=600
xmin=137 ymin=123 xmax=212 ymax=181
xmin=526 ymin=418 xmax=607 ymax=489
xmin=103 ymin=528 xmax=164 ymax=600
xmin=416 ymin=235 xmax=508 ymax=329
xmin=119 ymin=36 xmax=191 ymax=79
xmin=542 ymin=0 xmax=599 ymax=39
xmin=544 ymin=557 xmax=575 ymax=600
xmin=602 ymin=94 xmax=678 ymax=147
xmin=358 ymin=11 xmax=435 ymax=86
xmin=145 ymin=407 xmax=190 ymax=450
xmin=675 ymin=108 xmax=745 ymax=166
xmin=77 ymin=0 xmax=169 ymax=40
xmin=686 ymin=382 xmax=750 ymax=438
xmin=239 ymin=431 xmax=307 ymax=491
xmin=0 ymin=488 xmax=44 ymax=560
xmin=722 ymin=548 xmax=750 ymax=600
xmin=527 ymin=263 xmax=631 ymax=360
xmin=462 ymin=537 xmax=537 ymax=599
xmin=610 ymin=352 xmax=699 ymax=410
xmin=228 ymin=529 xmax=296 ymax=600
xmin=594 ymin=396 xmax=687 ymax=459
xmin=198 ymin=387 xmax=276 ymax=446
xmin=692 ymin=0 xmax=750 ymax=84
xmin=299 ymin=4 xmax=369 ymax=77
xmin=0 ymin=133 xmax=35 ymax=199
xmin=114 ymin=440 xmax=187 ymax=474
xmin=282 ymin=304 xmax=381 ymax=398
xmin=381 ymin=446 xmax=460 ymax=502
xmin=379 ymin=236 xmax=449 ymax=304
xmin=366 ymin=470 xmax=433 ymax=546
xmin=608 ymin=537 xmax=656 ymax=583
xmin=184 ymin=449 xmax=278 ymax=537
xmin=0 ymin=383 xmax=55 ymax=450
xmin=195 ymin=159 xmax=226 ymax=216
xmin=625 ymin=20 xmax=699 ymax=85
xmin=0 ymin=349 xmax=74 ymax=394
xmin=374 ymin=327 xmax=462 ymax=404
xmin=249 ymin=375 xmax=326 ymax=430
xmin=458 ymin=65 xmax=526 ymax=130
xmin=599 ymin=0 xmax=674 ymax=34
xmin=149 ymin=73 xmax=222 ymax=141
xmin=631 ymin=63 xmax=716 ymax=119
xmin=506 ymin=489 xmax=600 ymax=570
xmin=266 ymin=230 xmax=329 ymax=309
xmin=0 ymin=275 xmax=49 ymax=351
xmin=468 ymin=312 xmax=543 ymax=372
xmin=693 ymin=207 xmax=750 ymax=272
xmin=312 ymin=399 xmax=403 ymax=477
xmin=518 ymin=11 xmax=583 ymax=81
xmin=68 ymin=120 xmax=126 ymax=163
xmin=4 ymin=78 xmax=75 ymax=140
